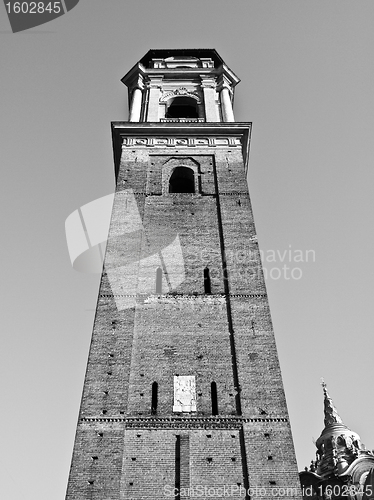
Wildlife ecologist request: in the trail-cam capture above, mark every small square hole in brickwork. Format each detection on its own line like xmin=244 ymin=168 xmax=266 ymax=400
xmin=140 ymin=373 xmax=144 ymax=377
xmin=88 ymin=480 xmax=94 ymax=485
xmin=237 ymin=483 xmax=241 ymax=487
xmin=231 ymin=457 xmax=236 ymax=461
xmin=264 ymin=433 xmax=270 ymax=438
xmin=107 ymin=371 xmax=112 ymax=375
xmin=206 ymin=434 xmax=212 ymax=438
xmin=131 ymin=457 xmax=136 ymax=461
xmin=120 ymin=410 xmax=124 ymax=414
xmin=140 ymin=393 xmax=144 ymax=396
xmin=268 ymin=456 xmax=273 ymax=461
xmin=207 ymin=458 xmax=213 ymax=462
xmin=92 ymin=456 xmax=98 ymax=461
xmin=269 ymin=481 xmax=276 ymax=485
xmin=231 ymin=435 xmax=236 ymax=438
xmin=137 ymin=434 xmax=141 ymax=438
xmin=109 ymin=353 xmax=114 ymax=358
xmin=129 ymin=482 xmax=133 ymax=486
xmin=102 ymin=410 xmax=107 ymax=415
xmin=97 ymin=432 xmax=103 ymax=437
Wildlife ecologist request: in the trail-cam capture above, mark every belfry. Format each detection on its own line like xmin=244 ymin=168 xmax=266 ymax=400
xmin=65 ymin=49 xmax=302 ymax=500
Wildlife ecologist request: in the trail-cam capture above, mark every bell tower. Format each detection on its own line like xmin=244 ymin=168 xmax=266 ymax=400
xmin=65 ymin=49 xmax=302 ymax=500
xmin=123 ymin=49 xmax=239 ymax=123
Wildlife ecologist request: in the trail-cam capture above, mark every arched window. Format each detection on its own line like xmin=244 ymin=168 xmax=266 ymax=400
xmin=204 ymin=267 xmax=211 ymax=294
xmin=156 ymin=267 xmax=162 ymax=294
xmin=151 ymin=382 xmax=158 ymax=415
xmin=166 ymin=97 xmax=198 ymax=118
xmin=169 ymin=167 xmax=195 ymax=193
xmin=211 ymin=381 xmax=218 ymax=415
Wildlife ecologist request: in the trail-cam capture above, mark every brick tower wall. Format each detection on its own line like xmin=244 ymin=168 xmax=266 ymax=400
xmin=65 ymin=132 xmax=302 ymax=500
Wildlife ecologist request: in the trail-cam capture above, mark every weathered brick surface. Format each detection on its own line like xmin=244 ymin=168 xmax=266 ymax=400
xmin=243 ymin=421 xmax=301 ymax=500
xmin=65 ymin=421 xmax=124 ymax=500
xmin=127 ymin=296 xmax=236 ymax=416
xmin=65 ymin=135 xmax=302 ymax=500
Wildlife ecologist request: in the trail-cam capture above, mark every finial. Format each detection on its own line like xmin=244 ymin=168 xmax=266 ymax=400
xmin=321 ymin=377 xmax=327 ymax=392
xmin=321 ymin=379 xmax=343 ymax=427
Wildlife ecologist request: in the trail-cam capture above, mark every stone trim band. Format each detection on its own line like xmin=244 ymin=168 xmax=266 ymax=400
xmin=122 ymin=136 xmax=241 ymax=148
xmin=79 ymin=416 xmax=289 ymax=428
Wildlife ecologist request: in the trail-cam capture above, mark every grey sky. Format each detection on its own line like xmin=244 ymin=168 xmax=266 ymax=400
xmin=1 ymin=1 xmax=374 ymax=498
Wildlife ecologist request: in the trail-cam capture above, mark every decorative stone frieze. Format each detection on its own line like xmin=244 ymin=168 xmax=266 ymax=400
xmin=122 ymin=136 xmax=242 ymax=148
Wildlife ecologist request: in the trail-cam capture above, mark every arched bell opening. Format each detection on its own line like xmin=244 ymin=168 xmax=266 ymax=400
xmin=165 ymin=96 xmax=198 ymax=118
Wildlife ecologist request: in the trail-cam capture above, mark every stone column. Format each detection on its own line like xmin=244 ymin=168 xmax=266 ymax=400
xmin=129 ymin=87 xmax=143 ymax=122
xmin=220 ymin=86 xmax=235 ymax=122
xmin=129 ymin=75 xmax=144 ymax=122
xmin=201 ymin=78 xmax=219 ymax=122
xmin=146 ymin=77 xmax=163 ymax=122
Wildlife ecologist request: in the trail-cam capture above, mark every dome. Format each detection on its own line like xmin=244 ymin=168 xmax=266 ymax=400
xmin=315 ymin=382 xmax=362 ymax=477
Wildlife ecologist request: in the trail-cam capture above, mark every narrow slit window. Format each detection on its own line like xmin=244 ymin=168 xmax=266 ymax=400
xmin=169 ymin=167 xmax=195 ymax=193
xmin=211 ymin=381 xmax=218 ymax=415
xmin=175 ymin=436 xmax=181 ymax=500
xmin=156 ymin=267 xmax=162 ymax=294
xmin=204 ymin=267 xmax=211 ymax=294
xmin=151 ymin=382 xmax=158 ymax=415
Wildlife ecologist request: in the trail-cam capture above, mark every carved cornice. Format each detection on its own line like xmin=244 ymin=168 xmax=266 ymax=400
xmin=216 ymin=73 xmax=235 ymax=94
xmin=146 ymin=75 xmax=163 ymax=90
xmin=111 ymin=122 xmax=252 ymax=179
xmin=99 ymin=293 xmax=267 ymax=300
xmin=122 ymin=136 xmax=241 ymax=148
xmin=200 ymin=77 xmax=217 ymax=90
xmin=79 ymin=416 xmax=288 ymax=429
xmin=131 ymin=74 xmax=145 ymax=91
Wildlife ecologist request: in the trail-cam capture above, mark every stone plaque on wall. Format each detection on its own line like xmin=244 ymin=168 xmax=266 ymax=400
xmin=173 ymin=375 xmax=196 ymax=412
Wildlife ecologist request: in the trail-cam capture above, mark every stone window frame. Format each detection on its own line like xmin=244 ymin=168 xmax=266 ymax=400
xmin=159 ymin=88 xmax=204 ymax=120
xmin=161 ymin=157 xmax=201 ymax=195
